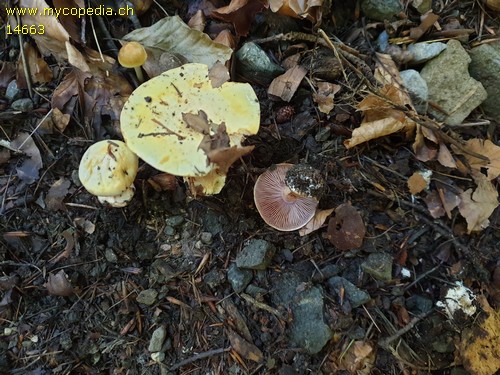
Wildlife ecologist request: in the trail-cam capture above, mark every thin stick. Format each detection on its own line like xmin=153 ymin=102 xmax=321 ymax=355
xmin=168 ymin=347 xmax=230 ymax=371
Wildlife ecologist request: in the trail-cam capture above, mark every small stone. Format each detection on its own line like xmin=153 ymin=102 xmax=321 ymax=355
xmin=11 ymin=98 xmax=34 ymax=112
xmin=151 ymin=351 xmax=165 ymax=362
xmin=328 ymin=276 xmax=371 ymax=308
xmin=361 ymin=253 xmax=393 ymax=281
xmin=200 ymin=232 xmax=213 ymax=244
xmin=136 ymin=289 xmax=158 ymax=306
xmin=412 ymin=0 xmax=432 ymax=13
xmin=236 ymin=42 xmax=285 ymax=84
xmin=204 ymin=269 xmax=224 ymax=289
xmin=148 ymin=326 xmax=167 ymax=352
xmin=227 ymin=263 xmax=253 ymax=293
xmin=400 ymin=69 xmax=428 ymax=114
xmin=408 ymin=42 xmax=447 ymax=65
xmin=104 ymin=248 xmax=118 ymax=263
xmin=361 ymin=0 xmax=403 ymax=21
xmin=163 ymin=226 xmax=175 ymax=236
xmin=165 ymin=215 xmax=184 ymax=227
xmin=244 ymin=284 xmax=268 ymax=297
xmin=236 ymin=239 xmax=276 ymax=270
xmin=406 ymin=294 xmax=433 ymax=315
xmin=420 ymin=40 xmax=487 ymax=125
xmin=6 ymin=80 xmax=21 ymax=101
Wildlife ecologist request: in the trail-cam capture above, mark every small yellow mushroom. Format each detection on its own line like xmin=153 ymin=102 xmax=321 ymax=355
xmin=78 ymin=140 xmax=138 ymax=207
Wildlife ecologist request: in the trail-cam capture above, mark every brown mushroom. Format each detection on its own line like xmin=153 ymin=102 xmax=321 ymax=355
xmin=118 ymin=41 xmax=147 ymax=83
xmin=254 ymin=163 xmax=319 ymax=231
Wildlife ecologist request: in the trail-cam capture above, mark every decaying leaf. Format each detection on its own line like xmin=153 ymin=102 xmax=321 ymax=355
xmin=209 ymin=61 xmax=230 ymax=88
xmin=456 ymin=139 xmax=500 ymax=180
xmin=437 ymin=143 xmax=457 ymax=168
xmin=147 ymin=173 xmax=178 ymax=191
xmin=212 ymin=0 xmax=268 ymax=36
xmin=227 ymin=328 xmax=264 ymax=363
xmin=326 ymin=203 xmax=366 ymax=250
xmin=73 ymin=217 xmax=96 ymax=234
xmin=17 ymin=43 xmax=53 ymax=84
xmin=268 ymin=65 xmax=308 ymax=102
xmin=299 ymin=208 xmax=334 ymax=236
xmin=424 ymin=190 xmax=446 ymax=218
xmin=44 ymin=270 xmax=74 ymax=296
xmin=188 ymin=9 xmax=206 ymax=32
xmin=14 ymin=0 xmax=89 ymax=71
xmin=208 ymin=145 xmax=255 ymax=174
xmin=269 ymin=0 xmax=323 ymax=22
xmin=45 ymin=178 xmax=71 ymax=211
xmin=338 ymin=340 xmax=375 ymax=375
xmin=459 ymin=310 xmax=500 ymax=375
xmin=10 ymin=133 xmax=43 ymax=184
xmin=123 ymin=16 xmax=233 ymax=69
xmin=344 ymin=84 xmax=416 ymax=149
xmin=313 ymin=82 xmax=341 ymax=114
xmin=458 ymin=173 xmax=499 ymax=233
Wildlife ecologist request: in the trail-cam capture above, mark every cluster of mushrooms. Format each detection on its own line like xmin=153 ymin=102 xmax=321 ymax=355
xmin=78 ymin=60 xmax=325 ymax=232
xmin=79 ymin=62 xmax=259 ymax=206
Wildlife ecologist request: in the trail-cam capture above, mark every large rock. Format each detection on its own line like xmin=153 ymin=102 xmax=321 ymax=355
xmin=420 ymin=40 xmax=487 ymax=125
xmin=469 ymin=41 xmax=500 ymax=121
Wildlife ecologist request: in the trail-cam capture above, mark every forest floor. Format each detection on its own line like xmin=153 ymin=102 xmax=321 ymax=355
xmin=1 ymin=1 xmax=499 ymax=374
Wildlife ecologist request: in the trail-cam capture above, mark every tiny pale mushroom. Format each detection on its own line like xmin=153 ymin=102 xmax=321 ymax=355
xmin=120 ymin=63 xmax=260 ymax=196
xmin=254 ymin=163 xmax=320 ymax=231
xmin=118 ymin=41 xmax=148 ymax=83
xmin=78 ymin=140 xmax=138 ymax=207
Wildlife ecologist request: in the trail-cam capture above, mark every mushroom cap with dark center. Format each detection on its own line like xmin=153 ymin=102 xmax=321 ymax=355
xmin=254 ymin=163 xmax=318 ymax=231
xmin=118 ymin=41 xmax=147 ymax=68
xmin=284 ymin=163 xmax=325 ymax=199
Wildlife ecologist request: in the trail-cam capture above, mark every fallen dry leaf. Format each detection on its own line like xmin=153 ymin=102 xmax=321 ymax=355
xmin=208 ymin=145 xmax=255 ymax=174
xmin=44 ymin=270 xmax=74 ymax=296
xmin=409 ymin=12 xmax=440 ymax=41
xmin=458 ymin=173 xmax=499 ymax=233
xmin=268 ymin=65 xmax=308 ymax=102
xmin=17 ymin=43 xmax=53 ymax=85
xmin=269 ymin=0 xmax=323 ymax=22
xmin=147 ymin=173 xmax=178 ymax=191
xmin=313 ymin=82 xmax=341 ymax=114
xmin=456 ymin=139 xmax=500 ymax=180
xmin=299 ymin=208 xmax=334 ymax=236
xmin=188 ymin=9 xmax=206 ymax=32
xmin=344 ymin=84 xmax=416 ymax=149
xmin=45 ymin=178 xmax=71 ymax=211
xmin=14 ymin=0 xmax=89 ymax=71
xmin=10 ymin=133 xmax=43 ymax=184
xmin=73 ymin=217 xmax=96 ymax=234
xmin=424 ymin=190 xmax=446 ymax=218
xmin=212 ymin=0 xmax=268 ymax=36
xmin=227 ymin=328 xmax=264 ymax=363
xmin=336 ymin=340 xmax=375 ymax=374
xmin=123 ymin=16 xmax=232 ymax=69
xmin=326 ymin=203 xmax=366 ymax=250
xmin=437 ymin=143 xmax=457 ymax=168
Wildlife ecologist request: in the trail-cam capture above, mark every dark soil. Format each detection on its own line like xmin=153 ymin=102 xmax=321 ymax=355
xmin=1 ymin=1 xmax=499 ymax=375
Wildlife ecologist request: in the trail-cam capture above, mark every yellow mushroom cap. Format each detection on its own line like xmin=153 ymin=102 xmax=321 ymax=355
xmin=118 ymin=42 xmax=147 ymax=68
xmin=120 ymin=63 xmax=260 ymax=177
xmin=78 ymin=140 xmax=138 ymax=197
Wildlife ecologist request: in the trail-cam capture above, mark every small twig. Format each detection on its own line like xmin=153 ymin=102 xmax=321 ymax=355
xmin=15 ymin=13 xmax=33 ymax=99
xmin=378 ymin=309 xmax=433 ymax=348
xmin=168 ymin=347 xmax=231 ymax=371
xmin=240 ymin=293 xmax=284 ymax=319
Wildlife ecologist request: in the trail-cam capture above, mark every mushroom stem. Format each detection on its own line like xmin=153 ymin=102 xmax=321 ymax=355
xmin=134 ymin=66 xmax=144 ymax=83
